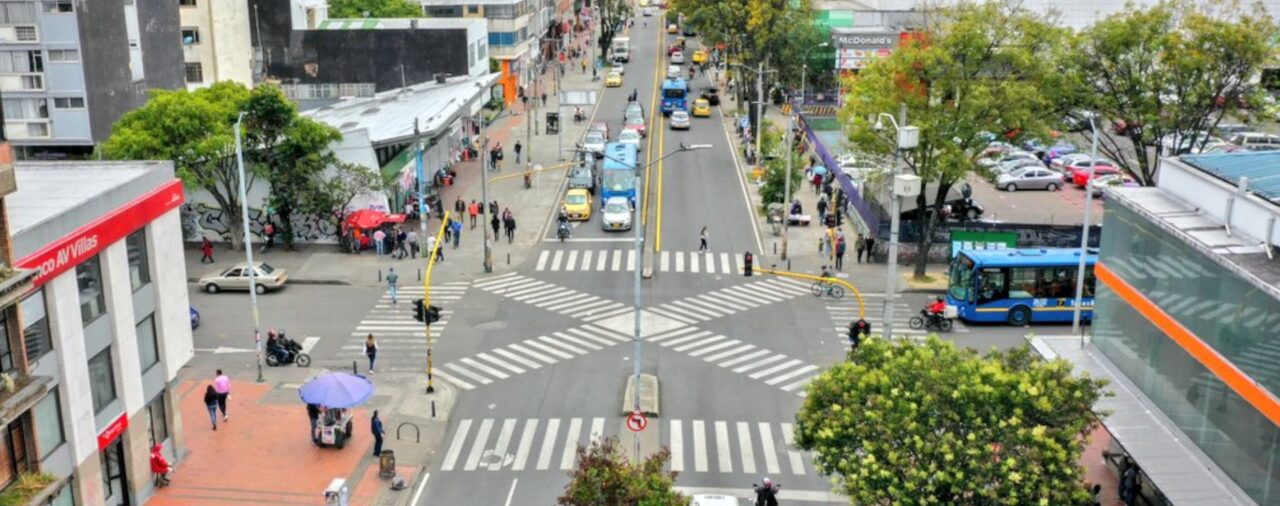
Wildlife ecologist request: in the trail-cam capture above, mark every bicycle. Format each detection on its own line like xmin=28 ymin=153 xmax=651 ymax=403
xmin=810 ymin=279 xmax=844 ymax=299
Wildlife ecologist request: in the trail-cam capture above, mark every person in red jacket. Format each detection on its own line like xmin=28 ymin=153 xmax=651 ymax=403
xmin=926 ymin=296 xmax=947 ymax=327
xmin=150 ymin=444 xmax=172 ymax=486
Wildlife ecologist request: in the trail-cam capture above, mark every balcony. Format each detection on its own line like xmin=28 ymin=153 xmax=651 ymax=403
xmin=3 ymin=121 xmax=50 ymax=140
xmin=0 ymin=373 xmax=50 ymax=430
xmin=0 ymin=472 xmax=65 ymax=506
xmin=0 ymin=73 xmax=44 ymax=92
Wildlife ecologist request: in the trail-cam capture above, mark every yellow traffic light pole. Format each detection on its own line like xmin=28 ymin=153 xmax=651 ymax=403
xmin=425 ymin=211 xmax=451 ymax=394
xmin=754 ymin=266 xmax=866 ymax=320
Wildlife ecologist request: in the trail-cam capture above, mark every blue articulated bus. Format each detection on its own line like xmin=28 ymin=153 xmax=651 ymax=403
xmin=660 ymin=78 xmax=689 ymax=115
xmin=946 ymin=248 xmax=1098 ymax=325
xmin=600 ymin=142 xmax=638 ymax=208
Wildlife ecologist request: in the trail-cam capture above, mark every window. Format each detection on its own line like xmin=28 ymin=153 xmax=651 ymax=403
xmin=146 ymin=394 xmax=168 ymax=445
xmin=88 ymin=348 xmax=116 ymax=414
xmin=40 ymin=1 xmax=71 ymax=13
xmin=466 ymin=4 xmax=478 ymax=14
xmin=5 ymin=422 xmax=28 ymax=476
xmin=0 ymin=310 xmax=11 ymax=373
xmin=47 ymin=49 xmax=77 ymax=62
xmin=136 ymin=315 xmax=158 ymax=371
xmin=2 ymin=98 xmax=47 ymax=119
xmin=357 ymin=83 xmax=374 ymax=97
xmin=52 ymin=97 xmax=83 ymax=109
xmin=22 ymin=122 xmax=47 ymax=137
xmin=0 ymin=50 xmax=43 ymax=73
xmin=1008 ymin=267 xmax=1037 ymax=299
xmin=19 ymin=74 xmax=40 ymax=90
xmin=76 ymin=255 xmax=106 ymax=325
xmin=179 ymin=0 xmax=196 ymax=5
xmin=32 ymin=390 xmax=63 ymax=459
xmin=180 ymin=27 xmax=199 ymax=44
xmin=0 ymin=3 xmax=35 ymax=24
xmin=184 ymin=62 xmax=203 ymax=83
xmin=126 ymin=230 xmax=150 ymax=291
xmin=477 ymin=42 xmax=486 ymax=60
xmin=485 ymin=4 xmax=514 ymax=18
xmin=13 ymin=26 xmax=35 ymax=42
xmin=488 ymin=32 xmax=516 ymax=46
xmin=20 ymin=290 xmax=50 ymax=362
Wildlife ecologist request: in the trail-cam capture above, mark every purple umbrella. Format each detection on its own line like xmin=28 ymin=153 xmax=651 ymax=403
xmin=298 ymin=372 xmax=374 ymax=408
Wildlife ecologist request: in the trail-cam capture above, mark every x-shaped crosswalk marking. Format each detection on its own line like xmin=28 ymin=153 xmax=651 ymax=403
xmin=429 ymin=272 xmax=824 ymax=395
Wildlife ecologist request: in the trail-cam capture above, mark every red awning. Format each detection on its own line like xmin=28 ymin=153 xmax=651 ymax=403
xmin=345 ymin=209 xmax=391 ymax=229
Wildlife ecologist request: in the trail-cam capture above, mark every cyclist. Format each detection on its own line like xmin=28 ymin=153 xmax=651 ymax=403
xmin=820 ymin=265 xmax=833 ymax=281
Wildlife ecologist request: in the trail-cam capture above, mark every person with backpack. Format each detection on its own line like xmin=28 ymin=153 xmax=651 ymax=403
xmin=835 ymin=231 xmax=847 ymax=270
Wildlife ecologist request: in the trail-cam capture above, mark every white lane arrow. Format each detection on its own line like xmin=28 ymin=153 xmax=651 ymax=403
xmin=194 ymin=346 xmax=256 ymax=354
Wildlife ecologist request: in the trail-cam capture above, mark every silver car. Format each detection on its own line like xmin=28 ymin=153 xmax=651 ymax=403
xmin=583 ymin=132 xmax=606 ymax=157
xmin=199 ymin=262 xmax=288 ymax=294
xmin=670 ymin=110 xmax=690 ymax=130
xmin=667 ymin=65 xmax=681 ymax=78
xmin=997 ymin=166 xmax=1063 ymax=192
xmin=601 ymin=197 xmax=632 ymax=231
xmin=671 ymin=51 xmax=685 ymax=64
xmin=992 ymin=158 xmax=1042 ymax=176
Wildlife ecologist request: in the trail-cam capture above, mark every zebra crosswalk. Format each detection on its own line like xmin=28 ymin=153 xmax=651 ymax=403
xmin=647 ymin=328 xmax=821 ymax=396
xmin=439 ymin=416 xmax=815 ymax=476
xmin=330 ymin=282 xmax=468 ymax=372
xmin=473 ymin=273 xmax=635 ymax=322
xmin=430 ymin=323 xmax=632 ymax=391
xmin=644 ymin=277 xmax=812 ymax=324
xmin=534 ymin=249 xmax=747 ymax=275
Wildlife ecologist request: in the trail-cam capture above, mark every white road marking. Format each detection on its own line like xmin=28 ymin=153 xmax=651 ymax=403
xmin=670 ymin=419 xmax=684 ymax=472
xmin=536 ymin=418 xmax=560 ymax=470
xmin=463 ymin=419 xmax=493 ymax=471
xmin=512 ymin=419 xmax=538 ymax=471
xmin=441 ymin=419 xmax=472 ymax=471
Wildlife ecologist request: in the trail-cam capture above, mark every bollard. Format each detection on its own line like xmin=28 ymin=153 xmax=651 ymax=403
xmin=773 ymin=242 xmax=777 ymax=254
xmin=431 ymin=400 xmax=436 ymax=418
xmin=507 ymin=253 xmax=511 ymax=264
xmin=787 ymin=259 xmax=791 ymax=271
xmin=418 ymin=269 xmax=422 ymax=281
xmin=352 ymin=361 xmax=358 ymax=375
xmin=377 ymin=269 xmax=383 ymax=283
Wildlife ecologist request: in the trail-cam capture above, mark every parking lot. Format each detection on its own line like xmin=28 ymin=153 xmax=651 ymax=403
xmin=965 ymin=170 xmax=1104 ymax=225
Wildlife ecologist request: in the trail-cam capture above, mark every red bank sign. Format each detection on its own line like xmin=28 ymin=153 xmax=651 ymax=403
xmin=16 ymin=179 xmax=184 ymax=287
xmin=97 ymin=413 xmax=128 ymax=451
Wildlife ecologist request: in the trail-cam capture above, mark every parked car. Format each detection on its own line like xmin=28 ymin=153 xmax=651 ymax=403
xmin=1200 ymin=142 xmax=1246 ymax=154
xmin=1072 ymin=166 xmax=1121 ymax=187
xmin=1091 ymin=174 xmax=1139 ymax=197
xmin=190 ymin=305 xmax=200 ymax=329
xmin=992 ymin=159 xmax=1043 ymax=177
xmin=670 ymin=110 xmax=691 ymax=129
xmin=199 ymin=262 xmax=288 ymax=294
xmin=980 ymin=151 xmax=1039 ymax=168
xmin=601 ymin=197 xmax=633 ymax=231
xmin=618 ymin=129 xmax=642 ymax=150
xmin=997 ymin=167 xmax=1064 ymax=191
xmin=1213 ymin=123 xmax=1252 ymax=137
xmin=1063 ymin=159 xmax=1117 ymax=179
xmin=1228 ymin=132 xmax=1280 ymax=150
xmin=624 ymin=115 xmax=647 ymax=137
xmin=1050 ymin=153 xmax=1095 ymax=170
xmin=901 ymin=197 xmax=985 ymax=222
xmin=1159 ymin=131 xmax=1220 ymax=155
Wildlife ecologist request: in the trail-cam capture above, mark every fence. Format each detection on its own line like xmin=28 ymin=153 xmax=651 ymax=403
xmin=795 ymin=112 xmax=882 ymax=236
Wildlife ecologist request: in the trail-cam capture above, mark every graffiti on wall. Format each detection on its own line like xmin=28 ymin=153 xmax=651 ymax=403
xmin=181 ymin=203 xmax=341 ymax=244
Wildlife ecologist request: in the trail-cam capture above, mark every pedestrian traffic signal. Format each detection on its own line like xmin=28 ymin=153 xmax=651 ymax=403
xmin=413 ymin=299 xmax=442 ymax=323
xmin=425 ymin=304 xmax=442 ymax=324
xmin=413 ymin=299 xmax=425 ymax=322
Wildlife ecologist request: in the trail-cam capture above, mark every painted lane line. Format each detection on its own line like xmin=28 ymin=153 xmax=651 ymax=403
xmin=765 ymin=365 xmax=820 ymax=386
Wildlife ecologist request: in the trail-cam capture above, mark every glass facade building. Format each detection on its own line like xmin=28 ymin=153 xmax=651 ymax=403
xmin=1094 ymin=200 xmax=1280 ymax=505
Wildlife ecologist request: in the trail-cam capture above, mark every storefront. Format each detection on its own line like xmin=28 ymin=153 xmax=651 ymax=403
xmin=831 ymin=30 xmax=899 ymax=70
xmin=8 ymin=161 xmax=193 ymax=506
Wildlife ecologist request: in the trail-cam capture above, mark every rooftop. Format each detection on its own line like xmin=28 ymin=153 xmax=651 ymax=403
xmin=315 ymin=17 xmax=484 ymax=30
xmin=1180 ymin=151 xmax=1280 ymax=206
xmin=303 ymin=72 xmax=500 ymax=145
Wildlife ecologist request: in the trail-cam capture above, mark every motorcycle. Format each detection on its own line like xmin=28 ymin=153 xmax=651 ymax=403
xmin=908 ymin=309 xmax=954 ymax=332
xmin=266 ymin=337 xmax=312 ymax=367
xmin=523 ymin=171 xmax=532 ymax=189
xmin=573 ymin=108 xmax=586 ymax=123
xmin=557 ymin=221 xmax=571 ymax=242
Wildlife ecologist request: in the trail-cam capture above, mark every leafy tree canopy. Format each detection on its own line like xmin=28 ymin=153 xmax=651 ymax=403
xmin=670 ymin=0 xmax=823 ymax=89
xmin=796 ymin=337 xmax=1108 ymax=505
xmin=558 ymin=437 xmax=688 ymax=506
xmin=327 ymin=0 xmax=421 ymax=18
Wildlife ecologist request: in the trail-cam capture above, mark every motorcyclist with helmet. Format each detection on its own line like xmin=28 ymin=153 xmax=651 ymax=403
xmin=266 ymin=329 xmax=289 ymax=364
xmin=755 ymin=477 xmax=780 ymax=506
xmin=926 ymin=296 xmax=947 ymax=328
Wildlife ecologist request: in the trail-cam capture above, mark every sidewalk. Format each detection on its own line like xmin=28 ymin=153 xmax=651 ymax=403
xmin=188 ymin=28 xmax=608 ymax=288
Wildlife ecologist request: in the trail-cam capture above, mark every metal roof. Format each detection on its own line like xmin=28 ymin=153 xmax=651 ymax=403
xmin=303 ymin=73 xmax=499 ymax=146
xmin=1180 ymin=151 xmax=1280 ymax=206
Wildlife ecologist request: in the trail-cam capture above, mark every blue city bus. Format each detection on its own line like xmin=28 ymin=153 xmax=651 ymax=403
xmin=600 ymin=142 xmax=638 ymax=207
xmin=946 ymin=248 xmax=1098 ymax=325
xmin=660 ymin=78 xmax=689 ymax=115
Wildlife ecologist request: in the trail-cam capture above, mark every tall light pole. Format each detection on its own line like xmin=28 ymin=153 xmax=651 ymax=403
xmin=1072 ymin=117 xmax=1100 ymax=336
xmin=782 ymin=105 xmax=793 ymax=260
xmin=874 ymin=105 xmax=919 ymax=341
xmin=233 ymin=112 xmax=265 ymax=383
xmin=476 ymin=83 xmax=495 ymax=273
xmin=732 ymin=62 xmax=775 ymax=169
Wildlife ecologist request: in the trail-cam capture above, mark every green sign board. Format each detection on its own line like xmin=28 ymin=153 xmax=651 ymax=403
xmin=950 ymin=230 xmax=1019 ymax=259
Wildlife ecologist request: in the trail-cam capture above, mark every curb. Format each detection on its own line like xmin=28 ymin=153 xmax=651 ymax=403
xmin=186 ymin=277 xmax=351 ymax=286
xmin=903 ymin=287 xmax=947 ymax=294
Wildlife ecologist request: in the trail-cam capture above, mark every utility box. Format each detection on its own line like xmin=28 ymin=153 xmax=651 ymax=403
xmin=893 ymin=174 xmax=922 ymax=198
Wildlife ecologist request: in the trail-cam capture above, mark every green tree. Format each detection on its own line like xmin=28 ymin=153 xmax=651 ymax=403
xmin=303 ymin=161 xmax=389 ymax=250
xmin=558 ymin=437 xmax=688 ymax=506
xmin=759 ymin=121 xmax=805 ymax=208
xmin=327 ymin=0 xmax=421 ymax=18
xmin=796 ymin=336 xmax=1108 ymax=505
xmin=1072 ymin=0 xmax=1277 ymax=186
xmin=839 ymin=1 xmax=1074 ymax=277
xmin=598 ymin=0 xmax=633 ymax=60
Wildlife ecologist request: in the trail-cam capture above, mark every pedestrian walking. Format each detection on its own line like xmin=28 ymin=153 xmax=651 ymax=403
xmin=699 ymin=226 xmax=709 ymax=251
xmin=213 ymin=370 xmax=231 ymax=422
xmin=371 ymin=411 xmax=386 ymax=457
xmin=204 ymin=385 xmax=220 ymax=431
xmin=504 ymin=212 xmax=516 ymax=243
xmin=835 ymin=233 xmax=847 ymax=270
xmin=817 ymin=196 xmax=829 ymax=225
xmin=864 ymin=236 xmax=876 ymax=262
xmin=812 ymin=172 xmax=822 ymax=194
xmin=307 ymin=403 xmax=321 ymax=443
xmin=581 ymin=59 xmax=587 ymax=73
xmin=468 ymin=200 xmax=479 ymax=228
xmin=541 ymin=92 xmax=548 ymax=106
xmin=454 ymin=196 xmax=465 ymax=216
xmin=200 ymin=237 xmax=215 ymax=263
xmin=855 ymin=233 xmax=866 ymax=263
xmin=426 ymin=234 xmax=442 ymax=262
xmin=451 ymin=219 xmax=462 ymax=248
xmin=514 ymin=141 xmax=523 ymax=164
xmin=365 ymin=333 xmax=378 ymax=373
xmin=407 ymin=230 xmax=419 ymax=258
xmin=386 ymin=268 xmax=399 ymax=303
xmin=491 ymin=213 xmax=500 ymax=239
xmin=262 ymin=222 xmax=277 ymax=252
xmin=494 ymin=142 xmax=504 ymax=171
xmin=1120 ymin=459 xmax=1140 ymax=505
xmin=395 ymin=229 xmax=409 ymax=258
xmin=373 ymin=229 xmax=386 ymax=256
xmin=489 ymin=200 xmax=498 ymax=216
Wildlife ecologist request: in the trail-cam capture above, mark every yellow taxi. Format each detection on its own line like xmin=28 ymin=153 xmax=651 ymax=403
xmin=692 ymin=98 xmax=712 ymax=117
xmin=691 ymin=50 xmax=707 ymax=64
xmin=606 ymin=71 xmax=623 ymax=87
xmin=563 ymin=188 xmax=593 ymax=221
xmin=667 ymin=23 xmax=678 ymax=34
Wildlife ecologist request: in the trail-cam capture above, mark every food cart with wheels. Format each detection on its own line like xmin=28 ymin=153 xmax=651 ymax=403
xmin=299 ymin=372 xmax=374 ymax=451
xmin=317 ymin=408 xmax=355 ymax=448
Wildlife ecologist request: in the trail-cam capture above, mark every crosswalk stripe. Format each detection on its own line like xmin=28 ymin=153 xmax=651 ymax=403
xmin=536 ymin=251 xmax=550 ymax=271
xmin=512 ymin=419 xmax=538 ymax=471
xmin=627 ymin=249 xmax=637 ymax=271
xmin=704 ymin=343 xmax=756 ymax=362
xmin=611 ymin=250 xmax=622 ymax=271
xmin=566 ymin=327 xmax=618 ymax=346
xmin=463 ymin=419 xmax=493 ymax=471
xmin=580 ymin=324 xmax=631 ymax=342
xmin=590 ymin=417 xmax=605 ymax=444
xmin=757 ymin=423 xmax=781 ymax=474
xmin=441 ymin=419 xmax=472 ymax=471
xmin=553 ymin=331 xmax=603 ymax=351
xmin=489 ymin=419 xmax=517 ymax=471
xmin=477 ymin=352 xmax=525 ymax=375
xmin=676 ymin=253 xmax=685 ymax=272
xmin=519 ymin=286 xmax=573 ymax=305
xmin=542 ymin=293 xmax=596 ymax=313
xmin=536 ymin=418 xmax=560 ymax=471
xmin=714 ymin=421 xmax=733 ymax=473
xmin=718 ymin=349 xmax=770 ymax=368
xmin=683 ymin=297 xmax=733 ymax=317
xmin=550 ymin=250 xmax=564 ymax=271
xmin=581 ymin=250 xmax=593 ymax=270
xmin=645 ymin=306 xmax=698 ymax=324
xmin=737 ymin=422 xmax=757 ymax=474
xmin=705 ymin=253 xmax=716 ymax=273
xmin=565 ymin=250 xmax=579 ymax=272
xmin=780 ymin=423 xmax=805 ymax=475
xmin=473 ymin=272 xmax=519 ymax=289
xmin=561 ymin=418 xmax=583 ymax=470
xmin=720 ymin=253 xmax=731 ymax=274
xmin=661 ymin=251 xmax=670 ymax=271
xmin=431 ymin=369 xmax=475 ymax=390
xmin=733 ymin=354 xmax=786 ymax=373
xmin=674 ymin=334 xmax=726 ymax=353
xmin=492 ymin=347 xmax=541 ymax=369
xmin=582 ymin=306 xmax=633 ymax=322
xmin=735 ymin=254 xmax=743 ymax=274
xmin=596 ymin=250 xmax=608 ymax=270
xmin=502 ymin=281 xmax=547 ymax=299
xmin=781 ymin=376 xmax=815 ymax=394
xmin=749 ymin=359 xmax=804 ymax=380
xmin=539 ymin=335 xmax=588 ymax=355
xmin=690 ymin=253 xmax=700 ymax=273
xmin=443 ymin=363 xmax=493 ymax=384
xmin=692 ymin=420 xmax=708 ymax=472
xmin=660 ymin=330 xmax=713 ymax=348
xmin=509 ymin=342 xmax=558 ymax=364
xmin=687 ymin=339 xmax=740 ymax=358
xmin=699 ymin=291 xmax=752 ymax=312
xmin=666 ymin=301 xmax=715 ymax=320
xmin=670 ymin=419 xmax=684 ymax=472
xmin=765 ymin=365 xmax=818 ymax=385
xmin=646 ymin=326 xmax=701 ymax=343
xmin=525 ymin=339 xmax=576 ymax=359
xmin=460 ymin=357 xmax=510 ymax=379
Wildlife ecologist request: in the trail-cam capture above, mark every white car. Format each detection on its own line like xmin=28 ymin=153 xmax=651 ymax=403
xmin=670 ymin=51 xmax=685 ymax=64
xmin=691 ymin=494 xmax=739 ymax=506
xmin=618 ymin=129 xmax=642 ymax=149
xmin=643 ymin=6 xmax=654 ymax=16
xmin=670 ymin=110 xmax=690 ymax=129
xmin=601 ymin=197 xmax=633 ymax=231
xmin=1050 ymin=153 xmax=1094 ymax=170
xmin=980 ymin=150 xmax=1039 ymax=168
xmin=667 ymin=65 xmax=681 ymax=79
xmin=583 ymin=132 xmax=606 ymax=157
xmin=611 ymin=61 xmax=625 ymax=75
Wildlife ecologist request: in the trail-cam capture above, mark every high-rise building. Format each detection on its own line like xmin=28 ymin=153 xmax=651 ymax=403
xmin=177 ymin=0 xmax=254 ymax=90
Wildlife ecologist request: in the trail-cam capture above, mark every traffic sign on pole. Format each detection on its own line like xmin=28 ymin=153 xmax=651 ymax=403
xmin=626 ymin=411 xmax=648 ymax=432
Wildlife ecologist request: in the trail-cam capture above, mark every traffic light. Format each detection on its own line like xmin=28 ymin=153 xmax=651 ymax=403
xmin=413 ymin=299 xmax=425 ymax=322
xmin=425 ymin=304 xmax=442 ymax=324
xmin=413 ymin=299 xmax=443 ymax=323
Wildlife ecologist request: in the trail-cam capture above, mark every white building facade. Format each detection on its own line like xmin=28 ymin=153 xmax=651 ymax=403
xmin=178 ymin=0 xmax=255 ymax=89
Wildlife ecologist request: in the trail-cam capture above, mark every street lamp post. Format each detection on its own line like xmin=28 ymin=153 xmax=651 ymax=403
xmin=874 ymin=105 xmax=920 ymax=341
xmin=233 ymin=112 xmax=265 ymax=383
xmin=732 ymin=62 xmax=776 ymax=172
xmin=475 ymin=87 xmax=496 ymax=273
xmin=1072 ymin=117 xmax=1101 ymax=337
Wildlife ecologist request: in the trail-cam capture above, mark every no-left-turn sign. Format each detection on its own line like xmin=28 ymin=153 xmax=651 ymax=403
xmin=626 ymin=411 xmax=648 ymax=432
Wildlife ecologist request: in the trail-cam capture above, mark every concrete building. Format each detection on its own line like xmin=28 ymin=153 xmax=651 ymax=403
xmin=1033 ymin=151 xmax=1280 ymax=505
xmin=177 ymin=0 xmax=255 ymax=89
xmin=251 ymin=0 xmax=489 ymax=110
xmin=8 ymin=161 xmax=192 ymax=506
xmin=0 ymin=0 xmax=184 ymax=159
xmin=419 ymin=0 xmax=554 ymax=106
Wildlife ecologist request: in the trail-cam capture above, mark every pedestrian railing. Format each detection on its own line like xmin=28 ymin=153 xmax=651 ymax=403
xmin=795 ymin=111 xmax=882 ymax=238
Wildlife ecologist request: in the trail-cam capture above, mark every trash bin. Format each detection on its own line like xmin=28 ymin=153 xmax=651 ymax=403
xmin=379 ymin=450 xmax=396 ymax=478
